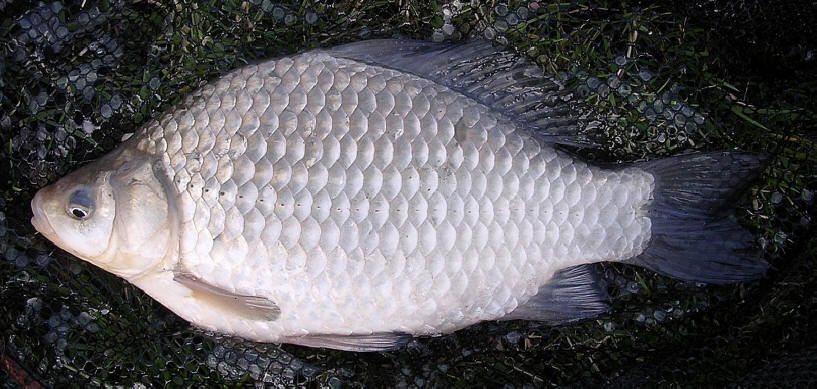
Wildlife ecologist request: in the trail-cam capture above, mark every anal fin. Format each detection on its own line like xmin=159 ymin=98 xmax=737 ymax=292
xmin=173 ymin=269 xmax=280 ymax=322
xmin=282 ymin=332 xmax=411 ymax=352
xmin=501 ymin=264 xmax=610 ymax=324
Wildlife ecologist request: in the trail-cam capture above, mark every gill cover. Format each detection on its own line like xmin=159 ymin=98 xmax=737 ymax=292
xmin=106 ymin=154 xmax=177 ymax=279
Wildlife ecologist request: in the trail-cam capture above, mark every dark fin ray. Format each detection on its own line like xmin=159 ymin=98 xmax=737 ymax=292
xmin=326 ymin=39 xmax=600 ymax=148
xmin=628 ymin=152 xmax=770 ymax=284
xmin=500 ymin=264 xmax=610 ymax=324
xmin=173 ymin=268 xmax=280 ymax=321
xmin=282 ymin=332 xmax=411 ymax=352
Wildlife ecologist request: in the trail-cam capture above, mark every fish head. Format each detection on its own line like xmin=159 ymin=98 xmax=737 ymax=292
xmin=31 ymin=147 xmax=177 ymax=280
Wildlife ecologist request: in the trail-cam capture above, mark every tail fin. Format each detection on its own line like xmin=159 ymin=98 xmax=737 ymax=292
xmin=629 ymin=152 xmax=769 ymax=284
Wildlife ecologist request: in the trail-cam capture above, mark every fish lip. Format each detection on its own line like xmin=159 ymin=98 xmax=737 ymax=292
xmin=30 ymin=189 xmax=57 ymax=240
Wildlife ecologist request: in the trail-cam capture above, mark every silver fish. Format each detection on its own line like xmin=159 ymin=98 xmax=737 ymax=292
xmin=30 ymin=40 xmax=767 ymax=351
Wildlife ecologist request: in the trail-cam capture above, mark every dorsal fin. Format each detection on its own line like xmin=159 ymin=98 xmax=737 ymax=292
xmin=326 ymin=39 xmax=600 ymax=147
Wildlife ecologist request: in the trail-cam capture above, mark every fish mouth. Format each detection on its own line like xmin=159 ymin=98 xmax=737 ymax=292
xmin=31 ymin=189 xmax=57 ymax=240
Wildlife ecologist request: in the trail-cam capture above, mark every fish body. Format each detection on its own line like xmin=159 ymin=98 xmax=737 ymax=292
xmin=31 ymin=40 xmax=766 ymax=351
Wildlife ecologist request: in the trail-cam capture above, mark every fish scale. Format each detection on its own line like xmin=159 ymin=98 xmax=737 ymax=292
xmin=133 ymin=50 xmax=653 ymax=338
xmin=32 ymin=40 xmax=766 ymax=352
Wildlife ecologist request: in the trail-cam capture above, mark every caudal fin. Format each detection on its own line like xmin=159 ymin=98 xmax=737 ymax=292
xmin=629 ymin=152 xmax=769 ymax=284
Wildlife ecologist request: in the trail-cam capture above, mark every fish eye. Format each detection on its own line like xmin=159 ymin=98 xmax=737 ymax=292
xmin=67 ymin=188 xmax=94 ymax=220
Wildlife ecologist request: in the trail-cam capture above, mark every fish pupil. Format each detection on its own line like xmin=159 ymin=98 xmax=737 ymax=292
xmin=71 ymin=208 xmax=87 ymax=219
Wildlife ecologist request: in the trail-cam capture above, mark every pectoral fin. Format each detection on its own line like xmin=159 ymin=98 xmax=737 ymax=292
xmin=173 ymin=269 xmax=280 ymax=322
xmin=282 ymin=332 xmax=411 ymax=352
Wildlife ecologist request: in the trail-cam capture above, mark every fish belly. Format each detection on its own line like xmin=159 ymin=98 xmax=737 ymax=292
xmin=135 ymin=51 xmax=654 ymax=339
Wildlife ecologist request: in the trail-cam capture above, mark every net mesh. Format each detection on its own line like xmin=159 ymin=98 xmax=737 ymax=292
xmin=1 ymin=0 xmax=815 ymax=386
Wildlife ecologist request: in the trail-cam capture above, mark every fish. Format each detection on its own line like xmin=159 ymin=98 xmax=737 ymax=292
xmin=30 ymin=39 xmax=768 ymax=352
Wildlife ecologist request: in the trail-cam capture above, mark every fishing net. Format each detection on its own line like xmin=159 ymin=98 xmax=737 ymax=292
xmin=1 ymin=0 xmax=815 ymax=386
